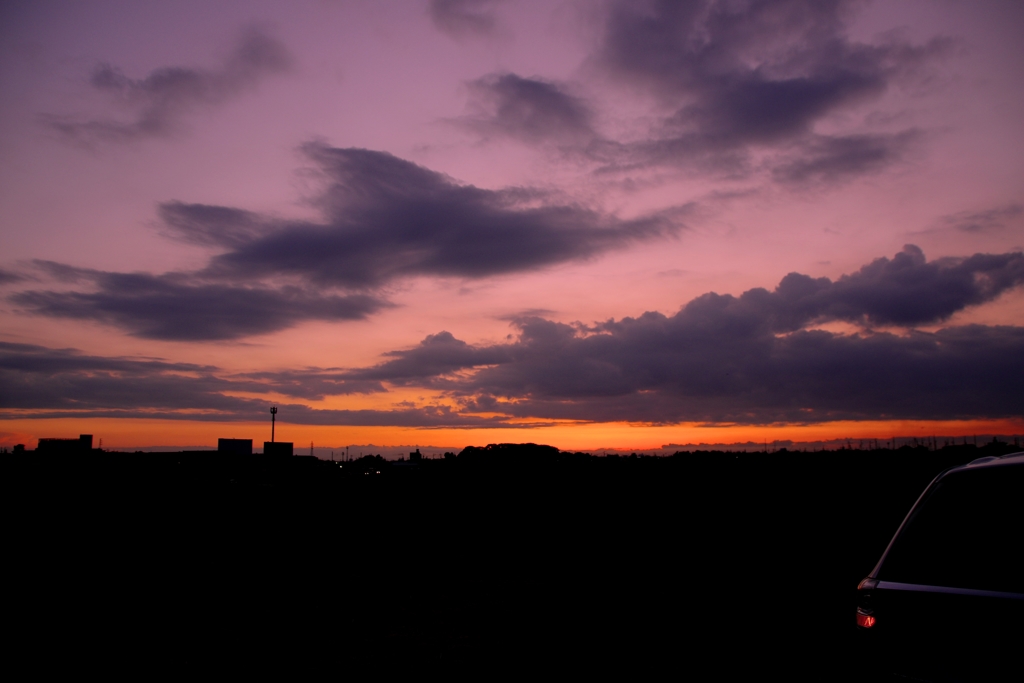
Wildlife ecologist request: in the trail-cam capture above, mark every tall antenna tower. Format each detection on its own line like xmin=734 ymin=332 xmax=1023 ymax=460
xmin=270 ymin=406 xmax=278 ymax=443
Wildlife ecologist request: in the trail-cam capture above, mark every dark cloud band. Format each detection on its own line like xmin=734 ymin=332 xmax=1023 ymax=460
xmin=4 ymin=247 xmax=1022 ymax=426
xmin=0 ymin=269 xmax=25 ymax=285
xmin=202 ymin=143 xmax=676 ymax=287
xmin=346 ymin=246 xmax=1024 ymax=423
xmin=0 ymin=342 xmax=498 ymax=427
xmin=12 ymin=270 xmax=387 ymax=341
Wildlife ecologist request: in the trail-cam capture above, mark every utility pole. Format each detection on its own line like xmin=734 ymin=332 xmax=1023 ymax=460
xmin=270 ymin=406 xmax=278 ymax=443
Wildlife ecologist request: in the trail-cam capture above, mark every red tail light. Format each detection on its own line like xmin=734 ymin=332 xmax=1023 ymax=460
xmin=856 ymin=611 xmax=876 ymax=628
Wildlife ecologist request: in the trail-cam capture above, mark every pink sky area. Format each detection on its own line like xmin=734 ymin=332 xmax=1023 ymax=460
xmin=1 ymin=1 xmax=1022 ymax=452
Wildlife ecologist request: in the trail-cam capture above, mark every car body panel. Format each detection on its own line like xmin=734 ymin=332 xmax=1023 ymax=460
xmin=856 ymin=452 xmax=1023 ymax=681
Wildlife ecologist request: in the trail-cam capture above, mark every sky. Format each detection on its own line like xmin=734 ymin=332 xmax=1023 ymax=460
xmin=1 ymin=0 xmax=1023 ymax=453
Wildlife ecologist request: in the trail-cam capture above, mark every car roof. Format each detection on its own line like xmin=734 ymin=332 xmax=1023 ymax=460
xmin=950 ymin=451 xmax=1024 ymax=472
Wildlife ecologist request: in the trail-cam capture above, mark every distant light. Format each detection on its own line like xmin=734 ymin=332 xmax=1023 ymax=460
xmin=856 ymin=612 xmax=875 ymax=628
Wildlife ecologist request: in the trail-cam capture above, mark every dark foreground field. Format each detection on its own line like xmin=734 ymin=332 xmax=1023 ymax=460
xmin=11 ymin=441 xmax=1020 ymax=678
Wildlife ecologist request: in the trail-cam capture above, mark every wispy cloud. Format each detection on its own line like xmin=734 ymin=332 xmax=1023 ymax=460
xmin=940 ymin=204 xmax=1023 ymax=234
xmin=454 ymin=73 xmax=598 ymax=147
xmin=0 ymin=269 xmax=25 ymax=286
xmin=41 ymin=28 xmax=291 ymax=145
xmin=429 ymin=0 xmax=506 ymax=40
xmin=770 ymin=130 xmax=922 ymax=184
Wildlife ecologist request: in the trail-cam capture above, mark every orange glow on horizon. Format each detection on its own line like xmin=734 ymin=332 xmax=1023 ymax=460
xmin=2 ymin=417 xmax=1021 ymax=452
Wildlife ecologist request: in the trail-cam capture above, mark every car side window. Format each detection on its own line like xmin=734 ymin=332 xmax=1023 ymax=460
xmin=878 ymin=465 xmax=1022 ymax=594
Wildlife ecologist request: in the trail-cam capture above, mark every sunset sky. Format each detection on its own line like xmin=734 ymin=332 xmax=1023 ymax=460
xmin=2 ymin=0 xmax=1022 ymax=453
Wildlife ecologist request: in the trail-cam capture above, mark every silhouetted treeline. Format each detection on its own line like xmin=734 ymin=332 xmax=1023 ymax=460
xmin=9 ymin=440 xmax=1019 ymax=678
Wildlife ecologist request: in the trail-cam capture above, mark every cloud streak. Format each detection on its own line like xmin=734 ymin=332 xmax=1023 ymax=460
xmin=455 ymin=73 xmax=597 ymax=147
xmin=940 ymin=204 xmax=1024 ymax=234
xmin=770 ymin=130 xmax=922 ymax=184
xmin=4 ymin=247 xmax=1023 ymax=426
xmin=0 ymin=269 xmax=25 ymax=285
xmin=0 ymin=342 xmax=501 ymax=427
xmin=42 ymin=29 xmax=291 ymax=145
xmin=429 ymin=0 xmax=505 ymax=40
xmin=12 ymin=264 xmax=387 ymax=341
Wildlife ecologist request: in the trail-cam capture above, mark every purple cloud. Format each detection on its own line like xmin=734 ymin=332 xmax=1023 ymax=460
xmin=345 ymin=246 xmax=1024 ymax=423
xmin=429 ymin=0 xmax=505 ymax=40
xmin=42 ymin=29 xmax=291 ymax=145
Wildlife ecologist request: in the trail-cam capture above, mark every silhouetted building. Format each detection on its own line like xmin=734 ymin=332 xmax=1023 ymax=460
xmin=264 ymin=441 xmax=293 ymax=457
xmin=410 ymin=449 xmax=423 ymax=462
xmin=13 ymin=444 xmax=25 ymax=454
xmin=37 ymin=434 xmax=93 ymax=454
xmin=218 ymin=438 xmax=252 ymax=456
